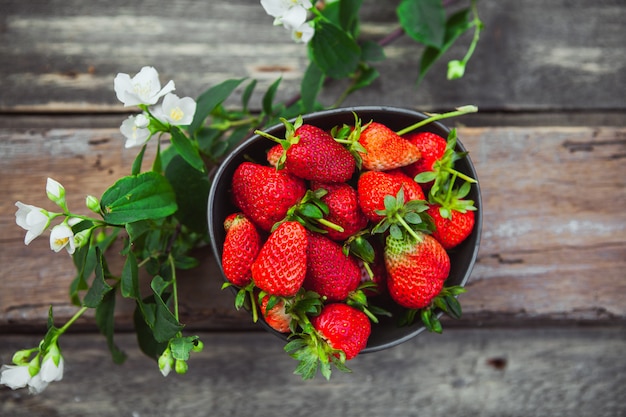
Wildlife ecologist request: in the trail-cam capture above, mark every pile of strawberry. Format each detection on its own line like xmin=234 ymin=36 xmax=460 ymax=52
xmin=220 ymin=111 xmax=478 ymax=380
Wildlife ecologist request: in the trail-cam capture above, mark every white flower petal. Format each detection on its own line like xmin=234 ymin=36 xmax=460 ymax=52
xmin=27 ymin=373 xmax=49 ymax=394
xmin=291 ymin=21 xmax=315 ymax=43
xmin=40 ymin=357 xmax=64 ymax=383
xmin=0 ymin=365 xmax=31 ymax=390
xmin=280 ymin=5 xmax=307 ymax=29
xmin=45 ymin=178 xmax=65 ymax=202
xmin=120 ymin=116 xmax=151 ymax=148
xmin=15 ymin=202 xmax=49 ymax=245
xmin=114 ymin=67 xmax=175 ymax=107
xmin=155 ymin=93 xmax=197 ymax=126
xmin=50 ymin=224 xmax=75 ymax=254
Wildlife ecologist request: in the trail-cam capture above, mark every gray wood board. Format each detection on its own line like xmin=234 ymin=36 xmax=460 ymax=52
xmin=1 ymin=327 xmax=625 ymax=417
xmin=1 ymin=0 xmax=624 ymax=113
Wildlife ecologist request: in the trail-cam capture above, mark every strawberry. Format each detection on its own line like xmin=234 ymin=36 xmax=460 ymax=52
xmin=402 ymin=131 xmax=448 ymax=181
xmin=310 ymin=303 xmax=371 ymax=360
xmin=221 ymin=213 xmax=262 ymax=287
xmin=357 ymin=170 xmax=426 ymax=223
xmin=257 ymin=117 xmax=356 ymax=183
xmin=259 ymin=294 xmax=292 ymax=333
xmin=384 ymin=232 xmax=450 ymax=309
xmin=357 ymin=122 xmax=421 ymax=171
xmin=310 ymin=181 xmax=367 ymax=241
xmin=231 ymin=161 xmax=307 ymax=231
xmin=251 ymin=221 xmax=308 ymax=297
xmin=428 ymin=204 xmax=475 ymax=250
xmin=304 ymin=232 xmax=361 ymax=302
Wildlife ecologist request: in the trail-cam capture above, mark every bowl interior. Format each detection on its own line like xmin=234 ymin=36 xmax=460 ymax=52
xmin=208 ymin=106 xmax=482 ymax=352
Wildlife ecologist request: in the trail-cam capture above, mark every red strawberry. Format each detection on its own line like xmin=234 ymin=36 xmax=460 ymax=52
xmin=266 ymin=143 xmax=283 ymax=168
xmin=310 ymin=181 xmax=368 ymax=241
xmin=358 ymin=122 xmax=421 ymax=171
xmin=384 ymin=232 xmax=451 ymax=310
xmin=231 ymin=162 xmax=307 ymax=231
xmin=427 ymin=204 xmax=475 ymax=250
xmin=310 ymin=303 xmax=371 ymax=360
xmin=251 ymin=221 xmax=308 ymax=297
xmin=258 ymin=118 xmax=356 ymax=182
xmin=221 ymin=213 xmax=262 ymax=287
xmin=260 ymin=294 xmax=292 ymax=333
xmin=357 ymin=170 xmax=426 ymax=222
xmin=304 ymin=232 xmax=362 ymax=302
xmin=402 ymin=131 xmax=448 ymax=180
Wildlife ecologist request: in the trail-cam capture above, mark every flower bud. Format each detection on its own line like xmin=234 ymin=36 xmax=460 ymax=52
xmin=85 ymin=195 xmax=100 ymax=213
xmin=158 ymin=347 xmax=174 ymax=377
xmin=191 ymin=339 xmax=204 ymax=353
xmin=46 ymin=178 xmax=67 ymax=210
xmin=11 ymin=349 xmax=34 ymax=366
xmin=174 ymin=359 xmax=188 ymax=375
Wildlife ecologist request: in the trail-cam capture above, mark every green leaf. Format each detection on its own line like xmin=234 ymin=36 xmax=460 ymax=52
xmin=418 ymin=8 xmax=472 ymax=83
xmin=310 ymin=19 xmax=361 ymax=79
xmin=262 ymin=77 xmax=282 ymax=116
xmin=360 ymin=40 xmax=386 ymax=62
xmin=339 ymin=0 xmax=363 ymax=35
xmin=95 ymin=288 xmax=127 ymax=364
xmin=164 ymin=154 xmax=211 ymax=235
xmin=150 ymin=276 xmax=184 ymax=343
xmin=133 ymin=298 xmax=168 ymax=360
xmin=83 ymin=248 xmax=113 ymax=308
xmin=188 ymin=78 xmax=245 ymax=135
xmin=397 ymin=0 xmax=446 ymax=48
xmin=170 ymin=335 xmax=200 ymax=361
xmin=241 ymin=79 xmax=257 ymax=112
xmin=301 ymin=62 xmax=325 ymax=114
xmin=347 ymin=65 xmax=380 ymax=95
xmin=101 ymin=171 xmax=177 ymax=225
xmin=121 ymin=250 xmax=139 ymax=299
xmin=169 ymin=128 xmax=205 ymax=173
xmin=131 ymin=144 xmax=147 ymax=176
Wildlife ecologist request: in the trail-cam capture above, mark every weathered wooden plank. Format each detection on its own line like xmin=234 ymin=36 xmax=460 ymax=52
xmin=0 ymin=0 xmax=624 ymax=113
xmin=0 ymin=126 xmax=624 ymax=331
xmin=1 ymin=327 xmax=625 ymax=417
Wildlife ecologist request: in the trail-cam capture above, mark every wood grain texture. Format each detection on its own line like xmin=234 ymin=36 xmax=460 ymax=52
xmin=1 ymin=327 xmax=625 ymax=417
xmin=1 ymin=126 xmax=624 ymax=330
xmin=1 ymin=0 xmax=624 ymax=113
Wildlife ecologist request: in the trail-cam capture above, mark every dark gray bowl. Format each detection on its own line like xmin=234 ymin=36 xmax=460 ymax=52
xmin=207 ymin=106 xmax=482 ymax=353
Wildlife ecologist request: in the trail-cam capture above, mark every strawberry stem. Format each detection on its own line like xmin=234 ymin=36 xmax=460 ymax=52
xmin=395 ymin=105 xmax=478 ymax=137
xmin=441 ymin=166 xmax=477 ymax=184
xmin=394 ymin=213 xmax=420 ymax=241
xmin=317 ymin=218 xmax=345 ymax=233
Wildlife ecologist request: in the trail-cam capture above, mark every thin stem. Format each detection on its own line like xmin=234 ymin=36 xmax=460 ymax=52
xmin=395 ymin=213 xmax=420 ymax=241
xmin=57 ymin=306 xmax=89 ymax=335
xmin=395 ymin=106 xmax=478 ymax=136
xmin=168 ymin=254 xmax=179 ymax=323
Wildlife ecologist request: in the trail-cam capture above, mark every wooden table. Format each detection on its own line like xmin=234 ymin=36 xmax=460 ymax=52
xmin=1 ymin=1 xmax=625 ymax=416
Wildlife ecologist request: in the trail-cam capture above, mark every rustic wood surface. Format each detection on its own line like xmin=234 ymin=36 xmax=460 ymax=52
xmin=1 ymin=0 xmax=625 ymax=115
xmin=2 ymin=126 xmax=625 ymax=331
xmin=1 ymin=327 xmax=625 ymax=417
xmin=1 ymin=0 xmax=625 ymax=414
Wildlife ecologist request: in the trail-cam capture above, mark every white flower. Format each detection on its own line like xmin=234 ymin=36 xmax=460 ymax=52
xmin=290 ymin=21 xmax=315 ymax=43
xmin=114 ymin=66 xmax=175 ymax=107
xmin=27 ymin=372 xmax=49 ymax=394
xmin=15 ymin=202 xmax=50 ymax=245
xmin=261 ymin=0 xmax=311 ymax=29
xmin=152 ymin=93 xmax=197 ymax=126
xmin=50 ymin=223 xmax=76 ymax=255
xmin=158 ymin=347 xmax=174 ymax=377
xmin=120 ymin=114 xmax=152 ymax=148
xmin=0 ymin=364 xmax=31 ymax=390
xmin=46 ymin=177 xmax=67 ymax=209
xmin=40 ymin=353 xmax=64 ymax=383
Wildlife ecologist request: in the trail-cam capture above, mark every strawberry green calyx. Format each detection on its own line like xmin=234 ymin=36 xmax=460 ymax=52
xmin=221 ymin=281 xmax=260 ymax=323
xmin=400 ymin=285 xmax=467 ymax=333
xmin=372 ymin=188 xmax=434 ymax=241
xmin=414 ymin=129 xmax=477 ymax=199
xmin=254 ymin=116 xmax=304 ymax=170
xmin=275 ymin=189 xmax=345 ymax=234
xmin=345 ymin=283 xmax=392 ymax=324
xmin=331 ymin=112 xmax=369 ymax=170
xmin=430 ymin=172 xmax=477 ymax=219
xmin=395 ymin=105 xmax=478 ymax=137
